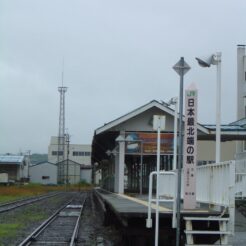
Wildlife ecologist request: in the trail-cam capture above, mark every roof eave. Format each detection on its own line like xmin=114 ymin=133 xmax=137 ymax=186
xmin=95 ymin=100 xmax=209 ymax=135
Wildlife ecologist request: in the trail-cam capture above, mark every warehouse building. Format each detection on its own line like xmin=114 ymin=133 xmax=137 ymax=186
xmin=0 ymin=155 xmax=30 ymax=182
xmin=29 ymin=162 xmax=57 ymax=185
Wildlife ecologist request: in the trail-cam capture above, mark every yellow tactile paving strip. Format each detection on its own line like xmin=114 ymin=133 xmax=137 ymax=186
xmin=117 ymin=193 xmax=209 ymax=213
xmin=117 ymin=193 xmax=171 ymax=212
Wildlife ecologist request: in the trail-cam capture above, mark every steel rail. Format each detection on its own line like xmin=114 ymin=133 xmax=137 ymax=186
xmin=18 ymin=193 xmax=87 ymax=246
xmin=69 ymin=195 xmax=87 ymax=246
xmin=18 ymin=198 xmax=74 ymax=246
xmin=0 ymin=191 xmax=63 ymax=213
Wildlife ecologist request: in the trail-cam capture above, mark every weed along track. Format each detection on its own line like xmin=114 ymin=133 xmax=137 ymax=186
xmin=0 ymin=192 xmax=63 ymax=213
xmin=18 ymin=192 xmax=87 ymax=246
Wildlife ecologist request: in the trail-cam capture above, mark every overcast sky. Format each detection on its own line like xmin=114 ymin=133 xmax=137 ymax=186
xmin=0 ymin=0 xmax=245 ymax=154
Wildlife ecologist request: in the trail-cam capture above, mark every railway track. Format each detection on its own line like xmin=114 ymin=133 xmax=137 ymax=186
xmin=0 ymin=192 xmax=63 ymax=213
xmin=18 ymin=192 xmax=87 ymax=246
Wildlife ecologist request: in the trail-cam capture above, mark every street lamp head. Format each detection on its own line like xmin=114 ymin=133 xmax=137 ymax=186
xmin=195 ymin=57 xmax=211 ymax=67
xmin=196 ymin=52 xmax=221 ymax=67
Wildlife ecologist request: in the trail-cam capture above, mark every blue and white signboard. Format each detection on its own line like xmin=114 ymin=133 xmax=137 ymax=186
xmin=183 ymin=83 xmax=198 ymax=209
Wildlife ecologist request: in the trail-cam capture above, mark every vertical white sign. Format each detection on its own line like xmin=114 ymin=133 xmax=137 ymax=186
xmin=183 ymin=84 xmax=197 ymax=209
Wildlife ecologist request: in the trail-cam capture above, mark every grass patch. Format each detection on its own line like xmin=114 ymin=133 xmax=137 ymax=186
xmin=19 ymin=209 xmax=47 ymax=222
xmin=0 ymin=183 xmax=93 ymax=203
xmin=0 ymin=223 xmax=22 ymax=238
xmin=0 ymin=184 xmax=65 ymax=203
xmin=0 ymin=209 xmax=47 ymax=244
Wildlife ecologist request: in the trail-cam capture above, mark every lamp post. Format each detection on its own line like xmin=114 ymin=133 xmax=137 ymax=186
xmin=173 ymin=57 xmax=191 ymax=246
xmin=167 ymin=97 xmax=178 ymax=170
xmin=196 ymin=52 xmax=222 ymax=163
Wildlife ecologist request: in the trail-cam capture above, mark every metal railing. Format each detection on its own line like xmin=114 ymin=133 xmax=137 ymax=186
xmin=146 ymin=161 xmax=236 ymax=233
xmin=146 ymin=171 xmax=177 ymax=229
xmin=196 ymin=161 xmax=235 ymax=206
xmin=235 ymin=159 xmax=246 ymax=199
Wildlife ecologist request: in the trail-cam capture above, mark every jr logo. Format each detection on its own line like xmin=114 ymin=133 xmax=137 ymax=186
xmin=187 ymin=91 xmax=196 ymax=97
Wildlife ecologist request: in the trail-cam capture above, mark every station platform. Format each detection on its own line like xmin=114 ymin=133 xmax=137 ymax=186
xmin=93 ymin=188 xmax=228 ymax=245
xmin=94 ymin=187 xmax=224 ymax=218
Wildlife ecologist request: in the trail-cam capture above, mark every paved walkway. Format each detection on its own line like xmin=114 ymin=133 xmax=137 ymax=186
xmin=228 ymin=208 xmax=246 ymax=245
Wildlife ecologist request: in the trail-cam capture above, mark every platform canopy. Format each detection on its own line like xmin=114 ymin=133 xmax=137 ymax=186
xmin=92 ymin=100 xmax=246 ymax=166
xmin=92 ymin=100 xmax=207 ymax=165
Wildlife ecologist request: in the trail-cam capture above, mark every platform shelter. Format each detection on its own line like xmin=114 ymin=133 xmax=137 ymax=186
xmin=92 ymin=100 xmax=246 ymax=194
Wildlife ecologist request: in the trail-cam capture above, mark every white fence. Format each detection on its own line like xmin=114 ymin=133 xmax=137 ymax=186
xmin=196 ymin=161 xmax=235 ymax=206
xmin=158 ymin=161 xmax=236 ymax=206
xmin=147 ymin=161 xmax=237 ymax=233
xmin=235 ymin=159 xmax=246 ymax=199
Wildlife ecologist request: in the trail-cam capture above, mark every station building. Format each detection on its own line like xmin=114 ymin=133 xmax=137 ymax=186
xmin=92 ymin=100 xmax=246 ymax=194
xmin=92 ymin=45 xmax=246 ymax=194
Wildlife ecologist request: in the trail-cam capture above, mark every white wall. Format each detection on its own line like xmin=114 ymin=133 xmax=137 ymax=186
xmin=80 ymin=169 xmax=92 ymax=184
xmin=30 ymin=162 xmax=57 ymax=184
xmin=110 ymin=107 xmax=175 ymax=132
xmin=197 ymin=140 xmax=237 ymax=163
xmin=48 ymin=137 xmax=91 ymax=165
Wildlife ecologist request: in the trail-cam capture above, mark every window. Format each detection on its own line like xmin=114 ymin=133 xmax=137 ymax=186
xmin=72 ymin=151 xmax=91 ymax=156
xmin=52 ymin=151 xmax=63 ymax=156
xmin=42 ymin=176 xmax=50 ymax=180
xmin=84 ymin=152 xmax=91 ymax=156
xmin=73 ymin=151 xmax=82 ymax=156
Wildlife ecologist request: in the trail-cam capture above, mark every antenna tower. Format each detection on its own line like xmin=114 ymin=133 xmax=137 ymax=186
xmin=57 ymin=62 xmax=68 ymax=183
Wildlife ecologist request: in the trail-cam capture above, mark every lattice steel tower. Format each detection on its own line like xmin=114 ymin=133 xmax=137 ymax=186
xmin=57 ymin=86 xmax=67 ymax=183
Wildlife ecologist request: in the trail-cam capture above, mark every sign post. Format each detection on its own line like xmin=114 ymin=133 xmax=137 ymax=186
xmin=153 ymin=115 xmax=166 ymax=246
xmin=183 ymin=84 xmax=198 ymax=209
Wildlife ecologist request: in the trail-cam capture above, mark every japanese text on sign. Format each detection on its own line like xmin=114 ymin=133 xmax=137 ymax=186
xmin=183 ymin=85 xmax=198 ymax=209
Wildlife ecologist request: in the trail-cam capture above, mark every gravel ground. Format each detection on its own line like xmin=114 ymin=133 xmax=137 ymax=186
xmin=0 ymin=191 xmax=123 ymax=246
xmin=78 ymin=192 xmax=123 ymax=246
xmin=0 ymin=192 xmax=75 ymax=246
xmin=2 ymin=191 xmax=243 ymax=246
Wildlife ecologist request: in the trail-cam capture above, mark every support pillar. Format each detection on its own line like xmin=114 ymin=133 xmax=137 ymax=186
xmin=118 ymin=140 xmax=125 ymax=194
xmin=114 ymin=153 xmax=119 ymax=192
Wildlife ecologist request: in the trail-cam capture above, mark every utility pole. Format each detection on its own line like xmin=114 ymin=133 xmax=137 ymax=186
xmin=173 ymin=57 xmax=191 ymax=246
xmin=66 ymin=133 xmax=70 ymax=190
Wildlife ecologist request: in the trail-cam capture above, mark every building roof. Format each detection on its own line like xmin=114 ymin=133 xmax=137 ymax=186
xmin=80 ymin=164 xmax=92 ymax=169
xmin=204 ymin=124 xmax=246 ymax=132
xmin=229 ymin=118 xmax=246 ymax=127
xmin=95 ymin=100 xmax=209 ymax=135
xmin=30 ymin=161 xmax=57 ymax=167
xmin=197 ymin=123 xmax=246 ymax=141
xmin=0 ymin=155 xmax=25 ymax=165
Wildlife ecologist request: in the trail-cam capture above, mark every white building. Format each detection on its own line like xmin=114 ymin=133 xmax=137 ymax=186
xmin=48 ymin=136 xmax=91 ymax=166
xmin=29 ymin=162 xmax=57 ymax=185
xmin=47 ymin=136 xmax=92 ymax=184
xmin=80 ymin=164 xmax=92 ymax=184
